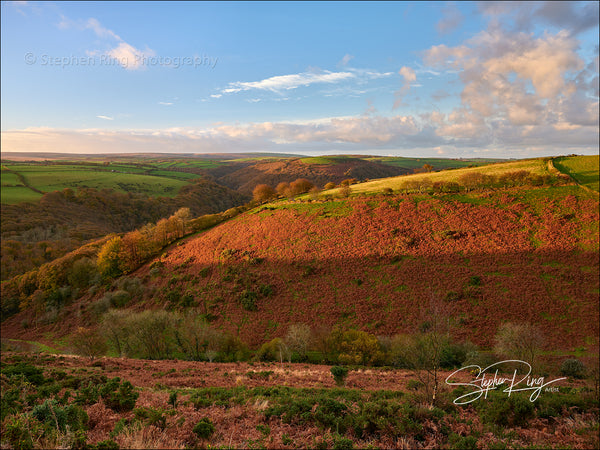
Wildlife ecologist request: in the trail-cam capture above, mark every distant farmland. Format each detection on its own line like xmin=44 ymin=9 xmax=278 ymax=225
xmin=0 ymin=162 xmax=200 ymax=204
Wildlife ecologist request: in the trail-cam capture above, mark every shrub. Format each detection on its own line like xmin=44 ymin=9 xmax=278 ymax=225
xmin=239 ymin=289 xmax=258 ymax=311
xmin=330 ymin=366 xmax=349 ymax=386
xmin=31 ymin=399 xmax=89 ymax=432
xmin=1 ymin=363 xmax=45 ymax=385
xmin=71 ymin=327 xmax=108 ymax=360
xmin=560 ymin=358 xmax=586 ymax=379
xmin=108 ymin=290 xmax=131 ymax=308
xmin=193 ymin=417 xmax=215 ymax=439
xmin=3 ymin=414 xmax=37 ymax=450
xmin=100 ymin=378 xmax=139 ymax=412
xmin=134 ymin=406 xmax=167 ymax=430
xmin=90 ymin=440 xmax=120 ymax=450
xmin=332 ymin=435 xmax=354 ymax=450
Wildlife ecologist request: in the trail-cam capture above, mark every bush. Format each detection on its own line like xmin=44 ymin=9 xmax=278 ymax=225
xmin=134 ymin=406 xmax=166 ymax=430
xmin=193 ymin=417 xmax=215 ymax=439
xmin=1 ymin=363 xmax=45 ymax=385
xmin=332 ymin=436 xmax=354 ymax=450
xmin=560 ymin=358 xmax=586 ymax=379
xmin=3 ymin=414 xmax=38 ymax=450
xmin=330 ymin=366 xmax=349 ymax=386
xmin=239 ymin=290 xmax=258 ymax=311
xmin=71 ymin=327 xmax=108 ymax=360
xmin=100 ymin=378 xmax=139 ymax=412
xmin=31 ymin=399 xmax=89 ymax=432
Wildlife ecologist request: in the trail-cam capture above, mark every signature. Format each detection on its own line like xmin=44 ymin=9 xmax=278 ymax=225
xmin=446 ymin=359 xmax=566 ymax=405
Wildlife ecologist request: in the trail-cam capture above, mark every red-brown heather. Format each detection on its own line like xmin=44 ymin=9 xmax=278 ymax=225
xmin=120 ymin=187 xmax=598 ymax=352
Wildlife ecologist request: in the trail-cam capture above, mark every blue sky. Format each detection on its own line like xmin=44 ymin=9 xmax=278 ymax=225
xmin=1 ymin=1 xmax=598 ymax=157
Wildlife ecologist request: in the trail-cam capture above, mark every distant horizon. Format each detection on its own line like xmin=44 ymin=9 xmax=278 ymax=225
xmin=2 ymin=1 xmax=598 ymax=158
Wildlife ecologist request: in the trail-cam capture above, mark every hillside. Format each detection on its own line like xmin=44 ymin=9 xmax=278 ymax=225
xmin=1 ymin=179 xmax=248 ymax=280
xmin=3 ymin=157 xmax=597 ymax=358
xmin=213 ymin=157 xmax=411 ymax=194
xmin=130 ymin=186 xmax=597 ymax=350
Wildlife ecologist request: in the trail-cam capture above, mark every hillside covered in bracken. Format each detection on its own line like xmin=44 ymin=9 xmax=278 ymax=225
xmin=127 ymin=185 xmax=598 ymax=351
xmin=212 ymin=157 xmax=410 ymax=194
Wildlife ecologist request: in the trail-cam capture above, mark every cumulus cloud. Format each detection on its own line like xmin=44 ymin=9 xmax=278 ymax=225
xmin=423 ymin=25 xmax=597 ymax=130
xmin=437 ymin=3 xmax=464 ymax=34
xmin=393 ymin=66 xmax=417 ymax=109
xmin=479 ymin=1 xmax=599 ymax=35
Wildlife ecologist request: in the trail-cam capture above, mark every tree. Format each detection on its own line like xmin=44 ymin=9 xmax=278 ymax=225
xmin=67 ymin=257 xmax=98 ymax=289
xmin=289 ymin=178 xmax=314 ymax=196
xmin=284 ymin=323 xmax=312 ymax=360
xmin=324 ymin=182 xmax=336 ymax=190
xmin=493 ymin=322 xmax=544 ymax=366
xmin=392 ymin=294 xmax=452 ymax=407
xmin=252 ymin=184 xmax=276 ymax=203
xmin=173 ymin=207 xmax=192 ymax=237
xmin=71 ymin=327 xmax=107 ymax=360
xmin=339 ymin=184 xmax=351 ymax=198
xmin=97 ymin=237 xmax=124 ymax=279
xmin=276 ymin=182 xmax=292 ymax=198
xmin=329 ymin=328 xmax=384 ymax=365
xmin=101 ymin=309 xmax=133 ymax=357
xmin=175 ymin=313 xmax=223 ymax=361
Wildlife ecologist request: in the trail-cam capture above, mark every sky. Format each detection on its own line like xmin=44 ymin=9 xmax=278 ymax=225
xmin=1 ymin=1 xmax=598 ymax=158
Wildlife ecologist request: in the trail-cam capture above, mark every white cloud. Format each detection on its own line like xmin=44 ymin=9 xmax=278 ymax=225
xmin=339 ymin=54 xmax=354 ymax=66
xmin=57 ymin=14 xmax=154 ymax=70
xmin=210 ymin=94 xmax=222 ymax=99
xmin=107 ymin=42 xmax=155 ymax=70
xmin=96 ymin=115 xmax=114 ymax=120
xmin=393 ymin=66 xmax=417 ymax=109
xmin=158 ymin=101 xmax=173 ymax=106
xmin=221 ymin=70 xmax=355 ymax=95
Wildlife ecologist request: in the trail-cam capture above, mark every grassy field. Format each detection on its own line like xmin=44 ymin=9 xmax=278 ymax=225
xmin=322 ymin=158 xmax=551 ymax=196
xmin=553 ymin=155 xmax=599 ymax=192
xmin=1 ymin=163 xmax=194 ymax=204
xmin=365 ymin=156 xmax=504 ymax=170
xmin=299 ymin=156 xmax=355 ymax=165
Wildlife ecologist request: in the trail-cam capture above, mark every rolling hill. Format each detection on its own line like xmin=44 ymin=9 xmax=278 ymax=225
xmin=2 ymin=156 xmax=597 ymax=358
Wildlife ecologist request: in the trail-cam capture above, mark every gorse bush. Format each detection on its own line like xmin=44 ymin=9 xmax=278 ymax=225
xmin=31 ymin=399 xmax=88 ymax=432
xmin=193 ymin=418 xmax=215 ymax=439
xmin=100 ymin=378 xmax=139 ymax=412
xmin=330 ymin=366 xmax=349 ymax=386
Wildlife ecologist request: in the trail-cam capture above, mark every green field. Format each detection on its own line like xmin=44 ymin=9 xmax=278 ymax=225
xmin=1 ymin=170 xmax=21 ymax=186
xmin=0 ymin=163 xmax=195 ymax=204
xmin=553 ymin=155 xmax=599 ymax=192
xmin=299 ymin=156 xmax=355 ymax=165
xmin=0 ymin=186 xmax=43 ymax=204
xmin=364 ymin=156 xmax=504 ymax=170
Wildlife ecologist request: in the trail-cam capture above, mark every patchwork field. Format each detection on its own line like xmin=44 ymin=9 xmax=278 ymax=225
xmin=0 ymin=164 xmax=199 ymax=204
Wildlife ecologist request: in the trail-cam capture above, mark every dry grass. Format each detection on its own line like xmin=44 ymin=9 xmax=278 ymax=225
xmin=320 ymin=158 xmax=550 ymax=196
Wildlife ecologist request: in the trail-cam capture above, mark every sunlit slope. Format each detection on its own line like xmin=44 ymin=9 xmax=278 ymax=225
xmin=324 ymin=158 xmax=553 ymax=196
xmin=130 ymin=182 xmax=598 ymax=351
xmin=553 ymin=155 xmax=599 ymax=192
